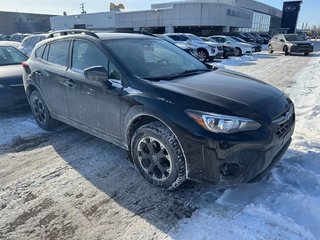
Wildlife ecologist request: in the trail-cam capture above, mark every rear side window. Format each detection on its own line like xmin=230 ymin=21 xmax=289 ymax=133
xmin=47 ymin=41 xmax=69 ymax=67
xmin=29 ymin=37 xmax=40 ymax=48
xmin=35 ymin=45 xmax=45 ymax=58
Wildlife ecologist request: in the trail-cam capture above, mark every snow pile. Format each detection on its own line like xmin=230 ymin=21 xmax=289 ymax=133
xmin=168 ymin=53 xmax=320 ymax=239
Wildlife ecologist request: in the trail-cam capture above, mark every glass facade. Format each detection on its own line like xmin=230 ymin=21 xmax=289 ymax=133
xmin=239 ymin=12 xmax=271 ymax=33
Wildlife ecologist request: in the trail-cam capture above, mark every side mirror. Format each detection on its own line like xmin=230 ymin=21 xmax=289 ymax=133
xmin=226 ymin=41 xmax=231 ymax=44
xmin=84 ymin=66 xmax=111 ymax=88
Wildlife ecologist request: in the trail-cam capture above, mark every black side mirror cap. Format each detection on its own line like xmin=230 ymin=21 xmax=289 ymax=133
xmin=84 ymin=66 xmax=112 ymax=88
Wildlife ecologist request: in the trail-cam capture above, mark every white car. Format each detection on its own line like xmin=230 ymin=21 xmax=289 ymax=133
xmin=19 ymin=34 xmax=48 ymax=56
xmin=209 ymin=35 xmax=254 ymax=56
xmin=165 ymin=33 xmax=223 ymax=61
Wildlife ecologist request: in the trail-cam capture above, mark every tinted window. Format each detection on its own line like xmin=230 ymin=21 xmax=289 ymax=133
xmin=43 ymin=45 xmax=49 ymax=61
xmin=180 ymin=36 xmax=189 ymax=41
xmin=29 ymin=36 xmax=40 ymax=48
xmin=105 ymin=38 xmax=207 ymax=79
xmin=35 ymin=45 xmax=45 ymax=58
xmin=0 ymin=46 xmax=27 ymax=66
xmin=47 ymin=41 xmax=69 ymax=66
xmin=168 ymin=35 xmax=179 ymax=41
xmin=72 ymin=40 xmax=108 ymax=71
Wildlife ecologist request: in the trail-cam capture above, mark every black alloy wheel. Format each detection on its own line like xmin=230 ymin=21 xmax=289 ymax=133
xmin=30 ymin=90 xmax=59 ymax=130
xmin=131 ymin=122 xmax=186 ymax=190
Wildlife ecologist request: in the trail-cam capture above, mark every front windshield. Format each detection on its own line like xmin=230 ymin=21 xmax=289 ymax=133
xmin=105 ymin=38 xmax=208 ymax=80
xmin=0 ymin=46 xmax=27 ymax=66
xmin=284 ymin=34 xmax=305 ymax=41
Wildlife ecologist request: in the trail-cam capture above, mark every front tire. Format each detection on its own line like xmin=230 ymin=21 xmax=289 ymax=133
xmin=235 ymin=47 xmax=242 ymax=56
xmin=268 ymin=45 xmax=274 ymax=53
xmin=29 ymin=90 xmax=59 ymax=130
xmin=304 ymin=52 xmax=309 ymax=56
xmin=284 ymin=46 xmax=289 ymax=55
xmin=130 ymin=122 xmax=186 ymax=190
xmin=197 ymin=49 xmax=209 ymax=62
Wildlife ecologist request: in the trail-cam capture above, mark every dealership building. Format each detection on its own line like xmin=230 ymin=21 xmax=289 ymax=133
xmin=0 ymin=11 xmax=54 ymax=35
xmin=50 ymin=0 xmax=282 ymax=35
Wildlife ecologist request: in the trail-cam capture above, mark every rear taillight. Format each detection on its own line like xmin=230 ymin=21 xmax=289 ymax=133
xmin=22 ymin=62 xmax=31 ymax=74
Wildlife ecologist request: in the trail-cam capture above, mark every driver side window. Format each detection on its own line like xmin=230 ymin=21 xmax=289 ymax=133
xmin=72 ymin=40 xmax=122 ymax=82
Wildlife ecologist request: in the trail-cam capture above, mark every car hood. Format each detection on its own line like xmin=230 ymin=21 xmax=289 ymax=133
xmin=0 ymin=64 xmax=23 ymax=85
xmin=153 ymin=69 xmax=285 ymax=119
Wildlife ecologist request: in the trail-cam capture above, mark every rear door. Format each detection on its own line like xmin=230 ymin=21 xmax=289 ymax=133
xmin=64 ymin=39 xmax=122 ymax=138
xmin=36 ymin=40 xmax=71 ymax=117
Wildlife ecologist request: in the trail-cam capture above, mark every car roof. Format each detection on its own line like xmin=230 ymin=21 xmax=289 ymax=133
xmin=0 ymin=41 xmax=19 ymax=46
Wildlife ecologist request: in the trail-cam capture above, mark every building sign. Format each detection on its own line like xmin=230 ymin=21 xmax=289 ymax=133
xmin=280 ymin=1 xmax=303 ymax=34
xmin=226 ymin=9 xmax=251 ymax=20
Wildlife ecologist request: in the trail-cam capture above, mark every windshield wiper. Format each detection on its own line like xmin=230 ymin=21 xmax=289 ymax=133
xmin=144 ymin=69 xmax=212 ymax=81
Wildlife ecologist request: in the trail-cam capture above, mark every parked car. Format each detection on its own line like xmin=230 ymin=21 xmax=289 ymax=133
xmin=230 ymin=36 xmax=262 ymax=52
xmin=0 ymin=43 xmax=28 ymax=110
xmin=0 ymin=41 xmax=21 ymax=49
xmin=19 ymin=34 xmax=48 ymax=56
xmin=258 ymin=34 xmax=272 ymax=44
xmin=201 ymin=37 xmax=236 ymax=58
xmin=224 ymin=32 xmax=255 ymax=43
xmin=242 ymin=33 xmax=264 ymax=44
xmin=268 ymin=34 xmax=314 ymax=56
xmin=155 ymin=35 xmax=199 ymax=59
xmin=165 ymin=33 xmax=223 ymax=61
xmin=23 ymin=30 xmax=295 ymax=190
xmin=10 ymin=33 xmax=30 ymax=42
xmin=209 ymin=35 xmax=254 ymax=56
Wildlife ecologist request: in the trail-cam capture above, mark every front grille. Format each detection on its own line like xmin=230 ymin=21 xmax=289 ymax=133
xmin=217 ymin=46 xmax=223 ymax=51
xmin=273 ymin=106 xmax=295 ymax=138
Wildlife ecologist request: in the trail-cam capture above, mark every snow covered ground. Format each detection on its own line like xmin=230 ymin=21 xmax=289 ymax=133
xmin=0 ymin=42 xmax=319 ymax=240
xmin=168 ymin=42 xmax=320 ymax=240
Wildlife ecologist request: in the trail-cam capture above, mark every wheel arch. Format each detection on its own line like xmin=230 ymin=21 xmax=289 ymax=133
xmin=123 ymin=106 xmax=189 ymax=176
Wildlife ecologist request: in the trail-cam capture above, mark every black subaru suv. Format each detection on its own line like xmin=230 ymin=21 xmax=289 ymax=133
xmin=23 ymin=30 xmax=295 ymax=190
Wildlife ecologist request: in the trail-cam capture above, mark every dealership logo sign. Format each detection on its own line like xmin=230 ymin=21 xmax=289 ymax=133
xmin=284 ymin=6 xmax=297 ymax=12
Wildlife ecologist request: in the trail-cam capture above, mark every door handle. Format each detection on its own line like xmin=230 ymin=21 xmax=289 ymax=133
xmin=66 ymin=79 xmax=75 ymax=87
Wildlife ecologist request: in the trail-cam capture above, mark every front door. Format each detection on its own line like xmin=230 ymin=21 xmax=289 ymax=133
xmin=65 ymin=39 xmax=122 ymax=139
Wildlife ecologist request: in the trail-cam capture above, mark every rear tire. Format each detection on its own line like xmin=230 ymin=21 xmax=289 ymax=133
xmin=29 ymin=90 xmax=59 ymax=130
xmin=284 ymin=46 xmax=289 ymax=55
xmin=235 ymin=47 xmax=242 ymax=56
xmin=130 ymin=122 xmax=186 ymax=190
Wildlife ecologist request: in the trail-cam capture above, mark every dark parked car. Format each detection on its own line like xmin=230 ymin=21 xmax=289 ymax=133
xmin=268 ymin=34 xmax=314 ymax=55
xmin=224 ymin=32 xmax=255 ymax=43
xmin=201 ymin=37 xmax=236 ymax=58
xmin=0 ymin=43 xmax=28 ymax=110
xmin=230 ymin=36 xmax=262 ymax=52
xmin=23 ymin=30 xmax=295 ymax=190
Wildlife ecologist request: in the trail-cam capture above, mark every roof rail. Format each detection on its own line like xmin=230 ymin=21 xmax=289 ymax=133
xmin=98 ymin=29 xmax=156 ymax=37
xmin=47 ymin=29 xmax=99 ymax=39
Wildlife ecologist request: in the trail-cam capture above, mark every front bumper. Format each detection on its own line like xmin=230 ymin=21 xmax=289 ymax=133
xmin=289 ymin=45 xmax=314 ymax=53
xmin=0 ymin=84 xmax=28 ymax=111
xmin=180 ymin=110 xmax=295 ymax=186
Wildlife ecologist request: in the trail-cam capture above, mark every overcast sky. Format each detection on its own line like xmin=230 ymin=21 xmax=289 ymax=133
xmin=1 ymin=0 xmax=318 ymax=28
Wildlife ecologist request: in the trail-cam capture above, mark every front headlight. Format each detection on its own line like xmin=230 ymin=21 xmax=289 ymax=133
xmin=185 ymin=110 xmax=261 ymax=134
xmin=288 ymin=43 xmax=298 ymax=47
